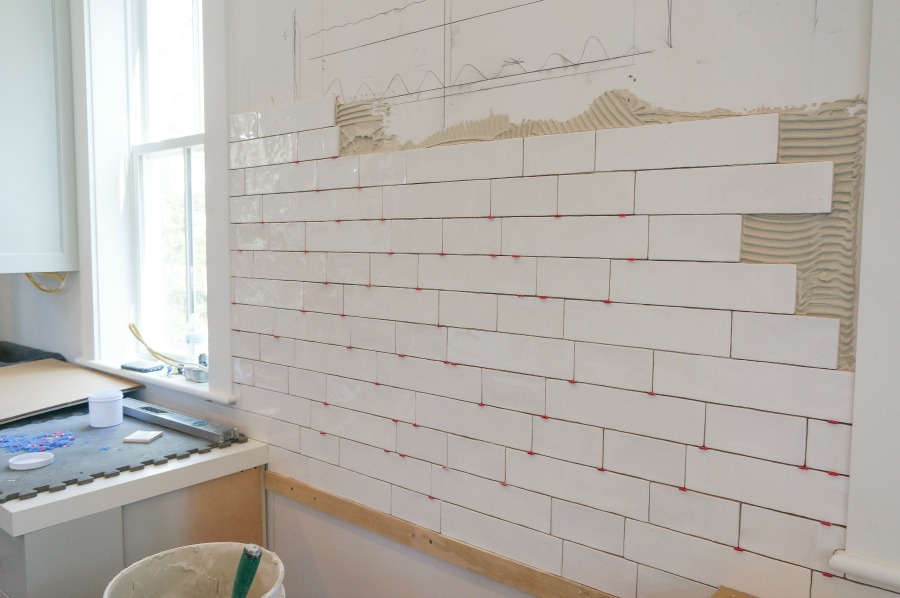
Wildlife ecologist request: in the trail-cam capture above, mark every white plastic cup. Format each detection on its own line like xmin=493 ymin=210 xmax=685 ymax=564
xmin=88 ymin=390 xmax=124 ymax=427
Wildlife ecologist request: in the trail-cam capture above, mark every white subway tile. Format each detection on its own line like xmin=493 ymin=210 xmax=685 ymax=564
xmin=253 ymin=361 xmax=290 ymax=393
xmin=300 ymin=427 xmax=339 ymax=464
xmin=595 ymin=114 xmax=779 ymax=172
xmin=229 ymin=111 xmax=258 ymax=141
xmin=315 ymin=155 xmax=359 ymax=190
xmin=232 ymin=331 xmax=260 ymax=360
xmin=536 ymin=258 xmax=610 ymax=300
xmin=336 ymin=186 xmax=382 ymax=220
xmin=229 ymin=134 xmax=297 ymax=168
xmin=326 ymin=376 xmax=416 ymax=421
xmin=263 ymin=191 xmax=337 ymax=222
xmin=574 ymin=342 xmax=653 ymax=391
xmin=532 ymin=416 xmax=603 ymax=467
xmin=360 ymin=151 xmax=406 ymax=187
xmin=232 ymin=359 xmax=254 ymax=385
xmin=448 ymin=328 xmax=574 ymax=379
xmin=558 ymin=172 xmax=635 ymax=215
xmin=245 ymin=162 xmax=317 ymax=194
xmin=546 ymin=379 xmax=705 ymax=445
xmin=417 ymin=393 xmax=531 ymax=450
xmin=391 ymin=486 xmax=440 ymax=531
xmin=552 ymin=499 xmax=625 ymax=555
xmin=442 ymin=218 xmax=501 ymax=255
xmin=433 ymin=466 xmax=551 ymax=532
xmin=303 ymin=281 xmax=343 ymax=314
xmin=377 ymin=354 xmax=481 ymax=403
xmin=273 ymin=310 xmax=350 ymax=345
xmin=383 ymin=180 xmax=490 ymax=219
xmin=507 ymin=449 xmax=649 ymax=521
xmin=807 ymin=420 xmax=852 ymax=475
xmin=635 ymin=161 xmax=834 ymax=215
xmin=649 ymin=483 xmax=740 ymax=546
xmin=233 ymin=223 xmax=268 ymax=250
xmin=257 ymin=96 xmax=336 ymax=136
xmin=391 ymin=219 xmax=442 ymax=254
xmin=482 ymin=369 xmax=545 ymax=414
xmin=732 ymin=312 xmax=841 ymax=369
xmin=497 ymin=296 xmax=564 ymax=338
xmin=267 ymin=446 xmax=308 ymax=483
xmin=308 ymin=459 xmax=391 ymax=513
xmin=371 ymin=253 xmax=418 ymax=287
xmin=231 ymin=304 xmax=274 ymax=334
xmin=605 ymin=431 xmax=685 ymax=486
xmin=637 ymin=565 xmax=716 ymax=598
xmin=349 ymin=317 xmax=396 ymax=353
xmin=310 ymin=402 xmax=395 ymax=451
xmin=447 ymin=435 xmax=505 ymax=480
xmin=296 ymin=126 xmax=340 ymax=161
xmin=741 ymin=505 xmax=846 ymax=573
xmin=649 ymin=215 xmax=743 ymax=262
xmin=502 ymin=216 xmax=648 ymax=258
xmin=241 ymin=384 xmax=309 ymax=425
xmin=625 ymin=520 xmax=811 ymax=598
xmin=654 ymin=352 xmax=855 ymax=421
xmin=326 ymin=252 xmax=369 ymax=285
xmin=340 ymin=439 xmax=431 ymax=494
xmin=563 ymin=541 xmax=638 ymax=598
xmin=396 ymin=322 xmax=447 ymax=360
xmin=439 ymin=291 xmax=497 ymax=330
xmin=406 ymin=139 xmax=523 ymax=184
xmin=288 ymin=367 xmax=327 ymax=401
xmin=233 ymin=409 xmax=299 ymax=452
xmin=266 ymin=225 xmax=309 ymax=252
xmin=490 ymin=176 xmax=557 ymax=217
xmin=295 ymin=340 xmax=376 ymax=381
xmin=233 ymin=277 xmax=266 ymax=305
xmin=610 ymin=261 xmax=797 ymax=313
xmin=229 ymin=169 xmax=246 ymax=197
xmin=524 ymin=132 xmax=595 ymax=176
xmin=811 ymin=575 xmax=900 ymax=598
xmin=397 ymin=422 xmax=447 ymax=464
xmin=231 ymin=250 xmax=254 ymax=277
xmin=420 ymin=255 xmax=537 ymax=294
xmin=345 ymin=286 xmax=438 ymax=324
xmin=230 ymin=196 xmax=261 ymax=223
xmin=307 ymin=220 xmax=391 ymax=253
xmin=253 ymin=251 xmax=325 ymax=282
xmin=705 ymin=404 xmax=807 ymax=464
xmin=686 ymin=448 xmax=849 ymax=524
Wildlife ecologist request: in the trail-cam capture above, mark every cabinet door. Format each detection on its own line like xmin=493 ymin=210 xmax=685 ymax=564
xmin=0 ymin=0 xmax=77 ymax=273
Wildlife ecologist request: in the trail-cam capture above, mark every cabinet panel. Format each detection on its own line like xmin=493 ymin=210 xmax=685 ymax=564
xmin=0 ymin=0 xmax=77 ymax=273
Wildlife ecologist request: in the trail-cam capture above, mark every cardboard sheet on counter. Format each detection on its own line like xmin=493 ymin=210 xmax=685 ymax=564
xmin=0 ymin=359 xmax=141 ymax=425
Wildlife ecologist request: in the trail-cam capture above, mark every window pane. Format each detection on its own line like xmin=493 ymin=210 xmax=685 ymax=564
xmin=144 ymin=0 xmax=202 ymax=140
xmin=189 ymin=145 xmax=207 ymax=325
xmin=139 ymin=148 xmax=187 ymax=354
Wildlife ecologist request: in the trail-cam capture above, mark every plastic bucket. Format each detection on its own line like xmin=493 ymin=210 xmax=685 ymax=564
xmin=104 ymin=542 xmax=285 ymax=598
xmin=88 ymin=390 xmax=123 ymax=427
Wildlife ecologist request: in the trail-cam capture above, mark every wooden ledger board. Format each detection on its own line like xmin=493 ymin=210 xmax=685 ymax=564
xmin=0 ymin=359 xmax=141 ymax=425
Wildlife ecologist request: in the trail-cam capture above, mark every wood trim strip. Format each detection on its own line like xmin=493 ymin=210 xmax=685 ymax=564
xmin=264 ymin=471 xmax=616 ymax=598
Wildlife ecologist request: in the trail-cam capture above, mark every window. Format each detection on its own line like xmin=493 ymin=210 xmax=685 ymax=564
xmin=131 ymin=0 xmax=206 ymax=359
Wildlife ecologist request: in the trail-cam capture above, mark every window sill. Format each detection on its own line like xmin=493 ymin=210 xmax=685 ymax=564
xmin=75 ymin=358 xmax=235 ymax=405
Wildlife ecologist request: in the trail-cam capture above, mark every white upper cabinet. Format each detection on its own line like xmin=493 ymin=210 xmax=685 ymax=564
xmin=0 ymin=0 xmax=77 ymax=273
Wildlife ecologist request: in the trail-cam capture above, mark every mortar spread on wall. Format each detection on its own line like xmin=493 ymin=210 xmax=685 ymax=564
xmin=336 ymin=91 xmax=864 ymax=370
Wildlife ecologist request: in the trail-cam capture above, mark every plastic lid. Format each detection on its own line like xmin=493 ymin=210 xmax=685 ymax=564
xmin=9 ymin=452 xmax=54 ymax=470
xmin=88 ymin=390 xmax=124 ymax=402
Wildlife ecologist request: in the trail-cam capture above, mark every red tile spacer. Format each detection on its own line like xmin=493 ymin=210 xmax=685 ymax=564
xmin=678 ymin=486 xmax=688 ymax=492
xmin=322 ymin=402 xmax=329 ymax=406
xmin=345 ymin=345 xmax=352 ymax=349
xmin=554 ymin=214 xmax=562 ymax=218
xmin=597 ymin=467 xmax=605 ymax=472
xmin=374 ymin=381 xmax=380 ymax=386
xmin=387 ymin=251 xmax=394 ymax=255
xmin=443 ymin=361 xmax=451 ymax=365
xmin=292 ymin=160 xmax=299 ymax=164
xmin=356 ymin=185 xmax=362 ymax=189
xmin=230 ymin=301 xmax=236 ymax=305
xmin=512 ymin=254 xmax=521 ymax=259
xmin=383 ymin=449 xmax=390 ymax=453
xmin=340 ymin=313 xmax=346 ymax=317
xmin=489 ymin=253 xmax=498 ymax=257
xmin=442 ymin=465 xmax=449 ymax=470
xmin=428 ymin=495 xmax=435 ymax=500
xmin=319 ymin=431 xmax=326 ymax=435
xmin=527 ymin=451 xmax=535 ymax=455
xmin=698 ymin=445 xmax=708 ymax=450
xmin=415 ymin=287 xmax=422 ymax=291
xmin=500 ymin=481 xmax=509 ymax=487
xmin=477 ymin=402 xmax=486 ymax=407
xmin=335 ymin=219 xmax=342 ymax=223
xmin=538 ymin=295 xmax=549 ymax=300
xmin=541 ymin=415 xmax=550 ymax=420
xmin=397 ymin=353 xmax=406 ymax=358
xmin=257 ymin=221 xmax=265 ymax=225
xmin=303 ymin=249 xmax=309 ymax=253
xmin=647 ymin=391 xmax=656 ymax=396
xmin=412 ymin=423 xmax=419 ymax=428
xmin=450 ymin=362 xmax=458 ymax=366
xmin=617 ymin=213 xmax=628 ymax=217
xmin=626 ymin=257 xmax=636 ymax=261
xmin=391 ymin=419 xmax=398 ymax=423
xmin=820 ymin=521 xmax=833 ymax=527
xmin=273 ymin=335 xmax=281 ymax=339
xmin=798 ymin=465 xmax=810 ymax=470
xmin=436 ymin=324 xmax=444 ymax=328
xmin=330 ymin=155 xmax=338 ymax=159
xmin=366 ymin=283 xmax=372 ymax=287
xmin=487 ymin=215 xmax=495 ymax=220
xmin=821 ymin=572 xmax=835 ymax=578
xmin=323 ymin=281 xmax=329 ymax=285
xmin=439 ymin=252 xmax=446 ymax=256
xmin=398 ymin=454 xmax=406 ymax=458
xmin=733 ymin=547 xmax=745 ymax=552
xmin=568 ymin=379 xmax=577 ymax=384
xmin=315 ymin=189 xmax=320 ymax=193
xmin=299 ymin=309 xmax=306 ymax=313
xmin=602 ymin=299 xmax=613 ymax=304
xmin=827 ymin=420 xmax=840 ymax=425
xmin=827 ymin=471 xmax=840 ymax=477
xmin=379 ymin=217 xmax=386 ymax=221
xmin=516 ymin=294 xmax=525 ymax=298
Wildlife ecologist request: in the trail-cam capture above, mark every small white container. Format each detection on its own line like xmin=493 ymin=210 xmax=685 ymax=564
xmin=88 ymin=390 xmax=123 ymax=427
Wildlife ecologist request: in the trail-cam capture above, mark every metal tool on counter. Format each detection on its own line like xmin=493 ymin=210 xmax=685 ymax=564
xmin=122 ymin=398 xmax=237 ymax=443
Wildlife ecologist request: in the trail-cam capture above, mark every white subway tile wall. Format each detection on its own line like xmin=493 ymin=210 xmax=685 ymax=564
xmin=230 ymin=110 xmax=850 ymax=598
